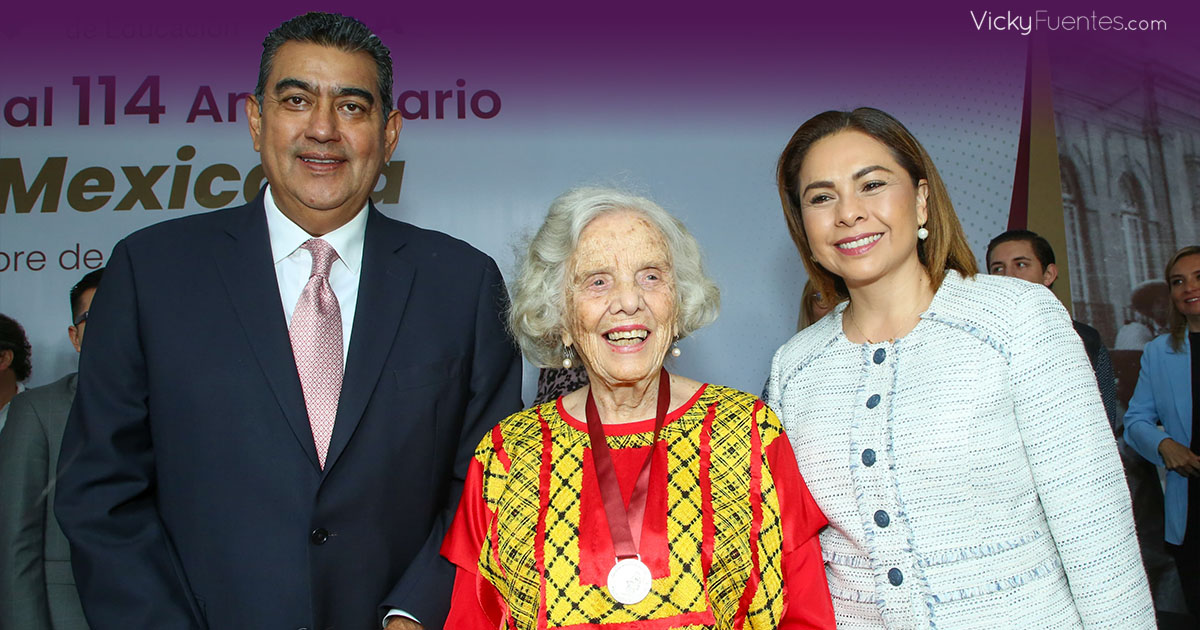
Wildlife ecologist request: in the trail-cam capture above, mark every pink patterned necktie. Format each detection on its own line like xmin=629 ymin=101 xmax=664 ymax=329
xmin=289 ymin=238 xmax=343 ymax=469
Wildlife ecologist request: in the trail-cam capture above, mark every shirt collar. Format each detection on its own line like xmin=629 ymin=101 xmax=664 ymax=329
xmin=264 ymin=185 xmax=367 ymax=275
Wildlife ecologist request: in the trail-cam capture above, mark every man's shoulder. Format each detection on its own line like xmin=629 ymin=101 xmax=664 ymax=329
xmin=10 ymin=373 xmax=76 ymax=413
xmin=370 ymin=210 xmax=496 ymax=270
xmin=1071 ymin=320 xmax=1104 ymax=347
xmin=121 ymin=201 xmax=260 ymax=249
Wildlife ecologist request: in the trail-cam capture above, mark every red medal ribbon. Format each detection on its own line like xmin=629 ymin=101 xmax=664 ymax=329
xmin=585 ymin=367 xmax=670 ymax=561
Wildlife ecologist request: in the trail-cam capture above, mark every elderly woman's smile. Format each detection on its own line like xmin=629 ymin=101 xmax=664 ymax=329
xmin=603 ymin=325 xmax=650 ymax=347
xmin=562 ymin=210 xmax=677 ymax=385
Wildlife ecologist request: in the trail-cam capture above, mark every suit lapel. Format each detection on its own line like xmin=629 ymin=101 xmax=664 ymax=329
xmin=213 ymin=200 xmax=320 ymax=469
xmin=323 ymin=206 xmax=415 ymax=473
xmin=58 ymin=373 xmax=79 ymax=419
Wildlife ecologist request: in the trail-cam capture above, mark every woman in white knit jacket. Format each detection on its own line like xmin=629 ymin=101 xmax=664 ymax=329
xmin=766 ymin=107 xmax=1153 ymax=628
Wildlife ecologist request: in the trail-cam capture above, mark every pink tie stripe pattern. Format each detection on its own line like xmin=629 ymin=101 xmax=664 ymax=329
xmin=289 ymin=238 xmax=343 ymax=469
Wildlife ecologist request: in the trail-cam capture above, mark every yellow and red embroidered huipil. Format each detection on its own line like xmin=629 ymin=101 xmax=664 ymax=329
xmin=441 ymin=384 xmax=834 ymax=629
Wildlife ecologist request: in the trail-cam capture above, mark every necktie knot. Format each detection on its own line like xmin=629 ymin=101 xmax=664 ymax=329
xmin=301 ymin=238 xmax=339 ymax=279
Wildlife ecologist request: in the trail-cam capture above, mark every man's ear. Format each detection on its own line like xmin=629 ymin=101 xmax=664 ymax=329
xmin=0 ymin=349 xmax=12 ymax=372
xmin=382 ymin=109 xmax=402 ymax=159
xmin=1043 ymin=262 xmax=1059 ymax=288
xmin=69 ymin=325 xmax=83 ymax=353
xmin=247 ymin=95 xmax=263 ymax=152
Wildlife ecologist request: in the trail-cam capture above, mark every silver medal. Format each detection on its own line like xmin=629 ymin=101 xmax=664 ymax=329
xmin=606 ymin=557 xmax=652 ymax=605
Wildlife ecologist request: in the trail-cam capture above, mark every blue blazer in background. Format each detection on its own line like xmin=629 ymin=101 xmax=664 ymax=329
xmin=1124 ymin=333 xmax=1193 ymax=545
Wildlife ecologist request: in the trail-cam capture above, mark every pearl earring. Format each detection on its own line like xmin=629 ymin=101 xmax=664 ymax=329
xmin=917 ymin=225 xmax=929 ymax=240
xmin=670 ymin=339 xmax=682 ymax=357
xmin=562 ymin=346 xmax=575 ymax=369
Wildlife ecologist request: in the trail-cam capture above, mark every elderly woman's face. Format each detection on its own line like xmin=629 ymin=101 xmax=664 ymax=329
xmin=563 ymin=210 xmax=676 ymax=387
xmin=798 ymin=131 xmax=928 ymax=291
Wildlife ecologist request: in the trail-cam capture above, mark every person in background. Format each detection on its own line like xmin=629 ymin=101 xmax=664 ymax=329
xmin=798 ymin=278 xmax=837 ymax=331
xmin=533 ymin=365 xmax=589 ymax=406
xmin=0 ymin=268 xmax=103 ymax=630
xmin=442 ymin=187 xmax=835 ymax=628
xmin=1124 ymin=245 xmax=1200 ymax=618
xmin=1116 ymin=280 xmax=1170 ymax=350
xmin=0 ymin=314 xmax=32 ymax=434
xmin=985 ymin=229 xmax=1119 ymax=433
xmin=768 ymin=107 xmax=1153 ymax=627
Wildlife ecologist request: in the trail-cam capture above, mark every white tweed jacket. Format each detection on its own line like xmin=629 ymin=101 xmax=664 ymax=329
xmin=767 ymin=271 xmax=1153 ymax=629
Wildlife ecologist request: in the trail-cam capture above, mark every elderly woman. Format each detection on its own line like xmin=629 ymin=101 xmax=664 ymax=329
xmin=1125 ymin=245 xmax=1200 ymax=616
xmin=766 ymin=108 xmax=1154 ymax=627
xmin=441 ymin=187 xmax=835 ymax=628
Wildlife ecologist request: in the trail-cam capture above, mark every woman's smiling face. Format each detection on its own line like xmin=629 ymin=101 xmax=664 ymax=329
xmin=797 ymin=130 xmax=928 ymax=291
xmin=1169 ymin=253 xmax=1200 ymax=322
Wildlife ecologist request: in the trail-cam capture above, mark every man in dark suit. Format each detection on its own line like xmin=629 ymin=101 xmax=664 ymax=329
xmin=54 ymin=13 xmax=522 ymax=630
xmin=0 ymin=269 xmax=101 ymax=630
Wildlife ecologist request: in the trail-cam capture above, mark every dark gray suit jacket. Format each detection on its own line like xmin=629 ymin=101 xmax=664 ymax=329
xmin=0 ymin=373 xmax=88 ymax=630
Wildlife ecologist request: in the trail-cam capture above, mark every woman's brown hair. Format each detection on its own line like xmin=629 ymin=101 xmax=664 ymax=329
xmin=776 ymin=107 xmax=977 ymax=303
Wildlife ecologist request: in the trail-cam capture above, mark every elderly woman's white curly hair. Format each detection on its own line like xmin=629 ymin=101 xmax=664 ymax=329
xmin=508 ymin=187 xmax=720 ymax=368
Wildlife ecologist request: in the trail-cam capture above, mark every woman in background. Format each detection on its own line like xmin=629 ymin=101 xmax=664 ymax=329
xmin=798 ymin=279 xmax=837 ymax=331
xmin=767 ymin=107 xmax=1153 ymax=628
xmin=1125 ymin=245 xmax=1200 ymax=617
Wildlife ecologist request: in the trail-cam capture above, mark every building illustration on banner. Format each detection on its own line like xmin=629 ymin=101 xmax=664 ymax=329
xmin=1052 ymin=40 xmax=1200 ymax=346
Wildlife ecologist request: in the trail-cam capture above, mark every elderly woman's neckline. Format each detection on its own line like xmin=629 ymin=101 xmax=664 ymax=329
xmin=560 ymin=373 xmax=705 ymax=426
xmin=558 ymin=380 xmax=707 ymax=433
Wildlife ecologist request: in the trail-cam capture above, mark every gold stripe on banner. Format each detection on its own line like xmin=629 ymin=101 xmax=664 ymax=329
xmin=1019 ymin=35 xmax=1073 ymax=314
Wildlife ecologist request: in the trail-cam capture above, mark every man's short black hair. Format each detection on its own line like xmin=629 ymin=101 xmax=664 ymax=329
xmin=70 ymin=268 xmax=105 ymax=322
xmin=986 ymin=229 xmax=1056 ymax=269
xmin=0 ymin=313 xmax=32 ymax=382
xmin=256 ymin=12 xmax=394 ymax=120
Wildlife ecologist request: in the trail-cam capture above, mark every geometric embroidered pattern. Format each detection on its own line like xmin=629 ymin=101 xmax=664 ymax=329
xmin=474 ymin=385 xmax=787 ymax=629
xmin=289 ymin=238 xmax=342 ymax=469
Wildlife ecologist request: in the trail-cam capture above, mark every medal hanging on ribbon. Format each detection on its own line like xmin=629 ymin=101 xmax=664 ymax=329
xmin=585 ymin=367 xmax=670 ymax=606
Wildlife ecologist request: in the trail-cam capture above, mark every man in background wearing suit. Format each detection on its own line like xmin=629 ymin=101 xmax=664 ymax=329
xmin=0 ymin=268 xmax=102 ymax=630
xmin=0 ymin=314 xmax=32 ymax=434
xmin=55 ymin=13 xmax=522 ymax=630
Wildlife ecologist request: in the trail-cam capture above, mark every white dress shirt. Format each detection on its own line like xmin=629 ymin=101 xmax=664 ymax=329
xmin=264 ymin=186 xmax=365 ymax=364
